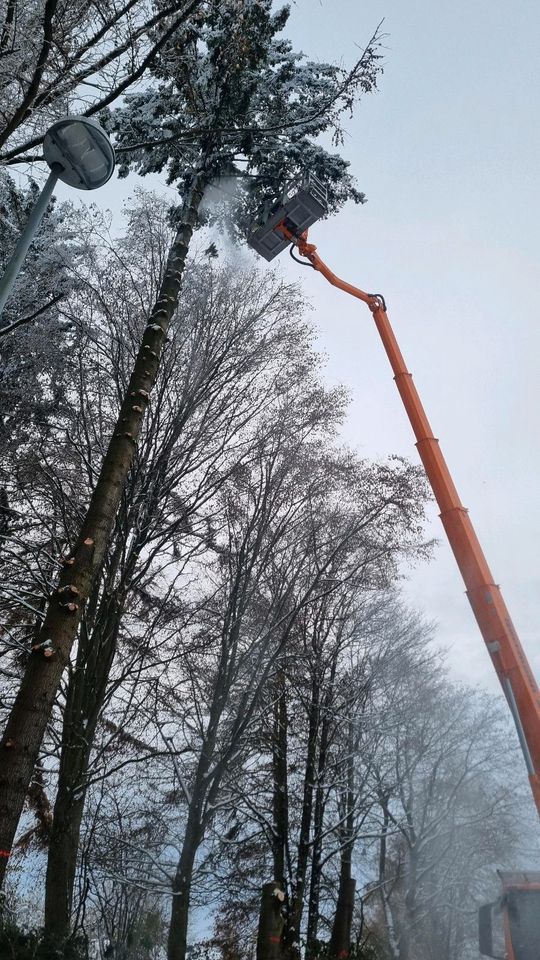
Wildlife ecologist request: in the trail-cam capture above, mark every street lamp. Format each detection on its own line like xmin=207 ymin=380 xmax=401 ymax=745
xmin=0 ymin=116 xmax=115 ymax=319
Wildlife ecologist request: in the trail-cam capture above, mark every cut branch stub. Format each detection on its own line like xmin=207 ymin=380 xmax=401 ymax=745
xmin=59 ymin=602 xmax=78 ymax=613
xmin=32 ymin=639 xmax=55 ymax=657
xmin=57 ymin=585 xmax=79 ymax=598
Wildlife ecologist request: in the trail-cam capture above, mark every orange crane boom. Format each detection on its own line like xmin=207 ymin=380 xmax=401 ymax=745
xmin=279 ymin=223 xmax=540 ymax=817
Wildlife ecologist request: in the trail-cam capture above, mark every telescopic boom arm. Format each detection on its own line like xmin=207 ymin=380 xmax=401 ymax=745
xmin=280 ymin=223 xmax=540 ymax=816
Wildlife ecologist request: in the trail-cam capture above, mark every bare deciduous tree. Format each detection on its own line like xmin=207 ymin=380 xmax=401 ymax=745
xmin=0 ymin=0 xmax=203 ymax=161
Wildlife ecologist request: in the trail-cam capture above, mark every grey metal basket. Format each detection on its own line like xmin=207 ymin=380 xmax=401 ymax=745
xmin=247 ymin=175 xmax=328 ymax=261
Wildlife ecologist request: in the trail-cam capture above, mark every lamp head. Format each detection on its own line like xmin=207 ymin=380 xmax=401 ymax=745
xmin=43 ymin=116 xmax=115 ymax=191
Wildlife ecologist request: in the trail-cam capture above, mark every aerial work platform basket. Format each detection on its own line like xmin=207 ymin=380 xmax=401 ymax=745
xmin=247 ymin=174 xmax=328 ymax=261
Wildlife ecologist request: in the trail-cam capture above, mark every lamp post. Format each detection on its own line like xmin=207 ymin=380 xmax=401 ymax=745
xmin=0 ymin=116 xmax=115 ymax=319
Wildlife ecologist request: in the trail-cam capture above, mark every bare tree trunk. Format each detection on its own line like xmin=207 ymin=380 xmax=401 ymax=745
xmin=43 ymin=591 xmax=122 ymax=945
xmin=257 ymin=882 xmax=286 ymax=960
xmin=378 ymin=800 xmax=399 ymax=960
xmin=167 ymin=668 xmax=225 ymax=960
xmin=0 ymin=173 xmax=206 ymax=887
xmin=305 ymin=854 xmax=321 ymax=959
xmin=397 ymin=843 xmax=418 ymax=960
xmin=167 ymin=809 xmax=202 ymax=960
xmin=305 ymin=663 xmax=336 ymax=958
xmin=328 ymin=720 xmax=356 ymax=960
xmin=167 ymin=755 xmax=214 ymax=960
xmin=285 ymin=677 xmax=319 ymax=959
xmin=43 ymin=788 xmax=86 ymax=947
xmin=272 ymin=669 xmax=289 ymax=887
xmin=328 ymin=871 xmax=356 ymax=960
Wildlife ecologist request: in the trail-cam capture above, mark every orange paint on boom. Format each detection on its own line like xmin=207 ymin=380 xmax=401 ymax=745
xmin=278 ymin=222 xmax=540 ymax=818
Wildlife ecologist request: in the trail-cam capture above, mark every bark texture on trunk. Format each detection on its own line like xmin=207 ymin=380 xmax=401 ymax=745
xmin=0 ymin=175 xmax=206 ymax=887
xmin=256 ymin=882 xmax=286 ymax=960
xmin=305 ymin=855 xmax=321 ymax=959
xmin=272 ymin=669 xmax=289 ymax=887
xmin=328 ymin=719 xmax=356 ymax=960
xmin=305 ymin=663 xmax=335 ymax=958
xmin=397 ymin=843 xmax=418 ymax=960
xmin=167 ymin=688 xmax=222 ymax=960
xmin=328 ymin=874 xmax=356 ymax=960
xmin=167 ymin=795 xmax=204 ymax=960
xmin=285 ymin=676 xmax=319 ymax=959
xmin=42 ymin=790 xmax=86 ymax=945
xmin=378 ymin=800 xmax=400 ymax=960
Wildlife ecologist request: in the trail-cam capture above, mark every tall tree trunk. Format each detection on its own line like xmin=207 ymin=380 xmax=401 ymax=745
xmin=272 ymin=668 xmax=289 ymax=887
xmin=397 ymin=843 xmax=418 ymax=960
xmin=257 ymin=882 xmax=286 ymax=960
xmin=167 ymin=785 xmax=206 ymax=960
xmin=305 ymin=841 xmax=321 ymax=959
xmin=305 ymin=662 xmax=336 ymax=958
xmin=328 ymin=869 xmax=356 ymax=960
xmin=167 ymin=672 xmax=226 ymax=960
xmin=285 ymin=676 xmax=319 ymax=959
xmin=378 ymin=800 xmax=399 ymax=960
xmin=328 ymin=720 xmax=356 ymax=960
xmin=43 ymin=788 xmax=86 ymax=946
xmin=0 ymin=173 xmax=206 ymax=887
xmin=43 ymin=591 xmax=122 ymax=945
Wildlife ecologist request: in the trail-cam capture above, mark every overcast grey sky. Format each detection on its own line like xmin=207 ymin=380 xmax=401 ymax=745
xmin=54 ymin=0 xmax=540 ymax=699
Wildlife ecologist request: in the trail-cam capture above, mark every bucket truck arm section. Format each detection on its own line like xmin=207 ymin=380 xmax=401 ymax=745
xmin=278 ymin=223 xmax=540 ymax=817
